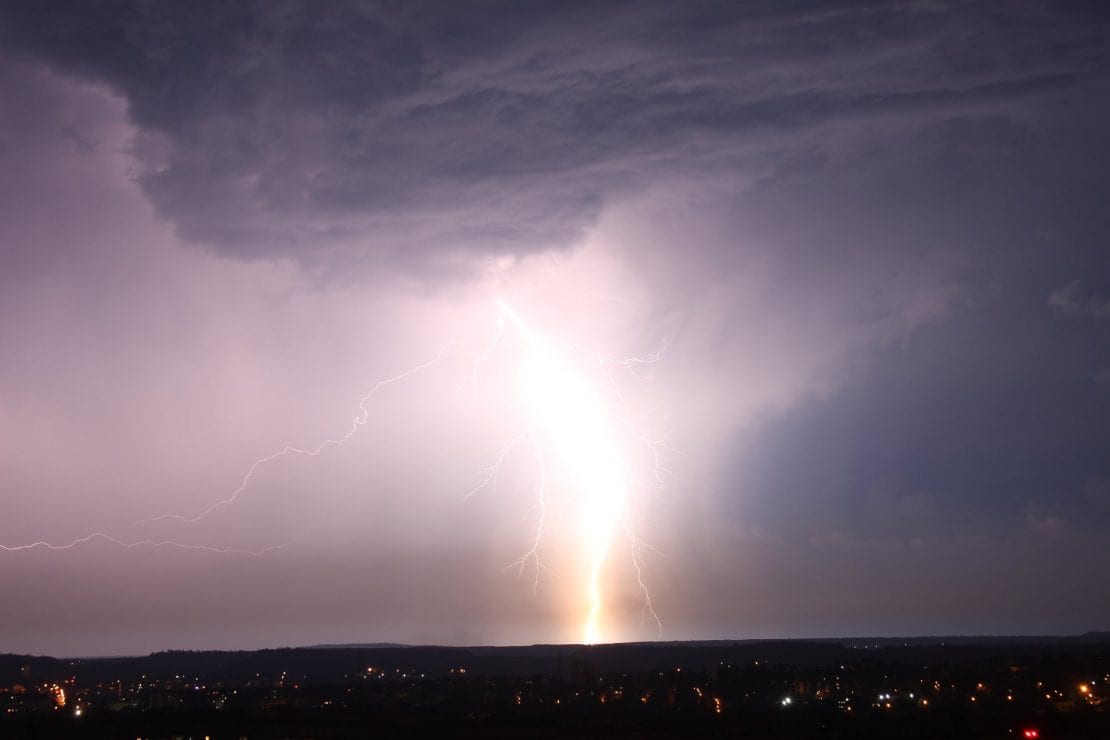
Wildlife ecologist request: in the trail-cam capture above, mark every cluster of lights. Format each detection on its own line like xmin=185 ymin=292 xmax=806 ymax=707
xmin=1078 ymin=680 xmax=1101 ymax=705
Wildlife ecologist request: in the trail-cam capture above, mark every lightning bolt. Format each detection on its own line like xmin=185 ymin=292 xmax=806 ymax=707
xmin=466 ymin=300 xmax=671 ymax=644
xmin=463 ymin=426 xmax=534 ymax=501
xmin=629 ymin=528 xmax=664 ymax=637
xmin=139 ymin=342 xmax=457 ymax=525
xmin=1 ymin=345 xmax=457 ymax=554
xmin=503 ymin=431 xmax=552 ymax=594
xmin=3 ymin=300 xmax=675 ymax=646
xmin=0 ymin=532 xmax=297 ymax=556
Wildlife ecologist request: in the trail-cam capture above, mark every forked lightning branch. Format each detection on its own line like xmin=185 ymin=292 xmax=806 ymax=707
xmin=1 ymin=301 xmax=672 ymax=644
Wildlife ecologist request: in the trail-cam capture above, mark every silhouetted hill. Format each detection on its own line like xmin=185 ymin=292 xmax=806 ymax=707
xmin=4 ymin=634 xmax=1110 ymax=686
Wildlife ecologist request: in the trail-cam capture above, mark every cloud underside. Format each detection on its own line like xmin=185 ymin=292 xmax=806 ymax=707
xmin=1 ymin=0 xmax=1105 ymax=275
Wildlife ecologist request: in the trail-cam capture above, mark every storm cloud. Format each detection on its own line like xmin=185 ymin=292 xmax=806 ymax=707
xmin=1 ymin=1 xmax=1109 ymax=654
xmin=3 ymin=1 xmax=1105 ymax=273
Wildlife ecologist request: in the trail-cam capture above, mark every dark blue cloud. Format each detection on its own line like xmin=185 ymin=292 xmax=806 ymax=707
xmin=721 ymin=113 xmax=1110 ymax=541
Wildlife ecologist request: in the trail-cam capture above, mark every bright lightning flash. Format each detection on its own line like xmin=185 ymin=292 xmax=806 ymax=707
xmin=469 ymin=301 xmax=667 ymax=644
xmin=0 ymin=345 xmax=455 ymax=556
xmin=2 ymin=299 xmax=672 ymax=645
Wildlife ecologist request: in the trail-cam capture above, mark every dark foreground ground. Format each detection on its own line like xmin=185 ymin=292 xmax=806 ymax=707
xmin=3 ymin=635 xmax=1109 ymax=738
xmin=6 ymin=706 xmax=1110 ymax=740
xmin=3 ymin=710 xmax=1109 ymax=739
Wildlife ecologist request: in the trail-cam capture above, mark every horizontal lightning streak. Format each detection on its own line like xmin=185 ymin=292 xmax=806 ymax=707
xmin=139 ymin=342 xmax=457 ymax=525
xmin=4 ymin=297 xmax=676 ymax=644
xmin=2 ymin=344 xmax=455 ymax=554
xmin=0 ymin=531 xmax=295 ymax=556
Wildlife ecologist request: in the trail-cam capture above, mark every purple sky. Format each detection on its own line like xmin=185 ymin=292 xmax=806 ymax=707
xmin=2 ymin=1 xmax=1109 ymax=656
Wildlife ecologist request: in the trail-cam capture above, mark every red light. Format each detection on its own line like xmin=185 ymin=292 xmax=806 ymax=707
xmin=1022 ymin=730 xmax=1039 ymax=739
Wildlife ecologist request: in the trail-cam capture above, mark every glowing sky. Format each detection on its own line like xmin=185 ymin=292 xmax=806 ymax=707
xmin=1 ymin=1 xmax=1109 ymax=656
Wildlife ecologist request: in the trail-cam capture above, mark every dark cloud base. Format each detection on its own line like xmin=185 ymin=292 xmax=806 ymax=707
xmin=3 ymin=0 xmax=1107 ymax=276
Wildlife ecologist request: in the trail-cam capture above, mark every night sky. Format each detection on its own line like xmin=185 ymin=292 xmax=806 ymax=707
xmin=1 ymin=1 xmax=1109 ymax=657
